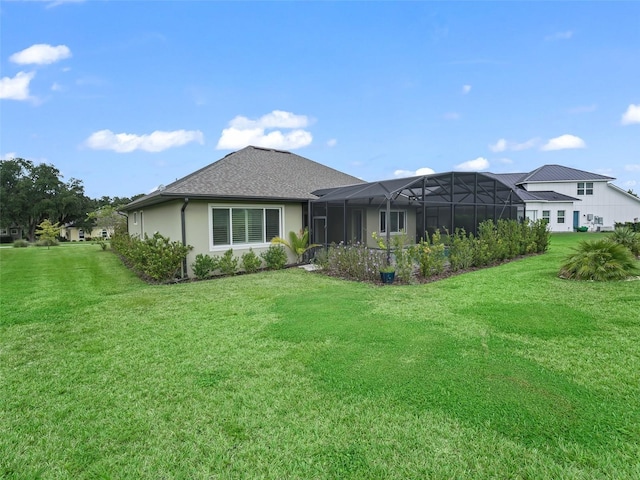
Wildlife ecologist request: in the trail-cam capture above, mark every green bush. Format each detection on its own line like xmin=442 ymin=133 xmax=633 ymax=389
xmin=610 ymin=226 xmax=640 ymax=257
xmin=241 ymin=249 xmax=263 ymax=274
xmin=35 ymin=238 xmax=59 ymax=247
xmin=559 ymin=239 xmax=640 ymax=281
xmin=448 ymin=228 xmax=475 ymax=271
xmin=412 ymin=230 xmax=446 ymax=278
xmin=326 ymin=243 xmax=386 ymax=282
xmin=192 ymin=253 xmax=219 ymax=279
xmin=12 ymin=239 xmax=29 ymax=248
xmin=260 ymin=245 xmax=288 ymax=270
xmin=112 ymin=232 xmax=192 ymax=282
xmin=392 ymin=232 xmax=413 ymax=283
xmin=217 ymin=249 xmax=239 ymax=276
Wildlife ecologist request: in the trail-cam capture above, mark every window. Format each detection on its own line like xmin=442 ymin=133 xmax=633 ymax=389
xmin=557 ymin=210 xmax=565 ymax=224
xmin=577 ymin=182 xmax=593 ymax=195
xmin=525 ymin=210 xmax=538 ymax=221
xmin=101 ymin=229 xmax=108 ymax=238
xmin=380 ymin=210 xmax=406 ymax=234
xmin=10 ymin=228 xmax=18 ymax=235
xmin=133 ymin=212 xmax=138 ymax=225
xmin=542 ymin=210 xmax=550 ymax=223
xmin=0 ymin=228 xmax=7 ymax=236
xmin=210 ymin=205 xmax=282 ymax=248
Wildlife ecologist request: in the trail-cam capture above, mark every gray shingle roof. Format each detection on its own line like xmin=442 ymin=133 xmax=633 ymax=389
xmin=517 ymin=164 xmax=614 ymax=184
xmin=125 ymin=146 xmax=364 ymax=209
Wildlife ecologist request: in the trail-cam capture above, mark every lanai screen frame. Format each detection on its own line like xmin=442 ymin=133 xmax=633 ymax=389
xmin=310 ymin=171 xmax=525 ymax=247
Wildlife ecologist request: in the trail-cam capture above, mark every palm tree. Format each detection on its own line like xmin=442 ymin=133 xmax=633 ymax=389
xmin=271 ymin=228 xmax=319 ymax=263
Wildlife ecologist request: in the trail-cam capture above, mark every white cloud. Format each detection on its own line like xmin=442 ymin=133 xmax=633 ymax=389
xmin=327 ymin=138 xmax=337 ymax=147
xmin=568 ymin=104 xmax=597 ymax=114
xmin=10 ymin=44 xmax=72 ymax=65
xmin=393 ymin=167 xmax=436 ymax=178
xmin=462 ymin=85 xmax=471 ymax=95
xmin=85 ymin=129 xmax=204 ymax=153
xmin=51 ymin=82 xmax=63 ymax=91
xmin=624 ymin=164 xmax=640 ymax=172
xmin=489 ymin=138 xmax=538 ymax=152
xmin=229 ymin=110 xmax=310 ymax=129
xmin=443 ymin=112 xmax=460 ymax=120
xmin=0 ymin=71 xmax=35 ymax=101
xmin=455 ymin=157 xmax=490 ymax=171
xmin=216 ymin=110 xmax=313 ymax=150
xmin=541 ymin=134 xmax=586 ymax=151
xmin=545 ymin=31 xmax=573 ymax=41
xmin=496 ymin=158 xmax=513 ymax=164
xmin=621 ymin=104 xmax=640 ymax=125
xmin=1 ymin=152 xmax=18 ymax=160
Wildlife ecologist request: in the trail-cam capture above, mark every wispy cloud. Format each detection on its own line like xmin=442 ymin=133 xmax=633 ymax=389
xmin=327 ymin=139 xmax=337 ymax=147
xmin=545 ymin=31 xmax=574 ymax=41
xmin=85 ymin=129 xmax=204 ymax=153
xmin=443 ymin=112 xmax=460 ymax=120
xmin=1 ymin=152 xmax=18 ymax=161
xmin=621 ymin=104 xmax=640 ymax=125
xmin=541 ymin=134 xmax=586 ymax=151
xmin=10 ymin=44 xmax=72 ymax=65
xmin=568 ymin=104 xmax=597 ymax=114
xmin=624 ymin=164 xmax=640 ymax=172
xmin=216 ymin=110 xmax=313 ymax=150
xmin=0 ymin=71 xmax=35 ymax=101
xmin=489 ymin=138 xmax=538 ymax=152
xmin=462 ymin=85 xmax=471 ymax=95
xmin=455 ymin=157 xmax=489 ymax=172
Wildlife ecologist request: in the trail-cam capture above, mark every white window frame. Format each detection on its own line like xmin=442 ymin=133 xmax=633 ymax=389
xmin=542 ymin=210 xmax=550 ymax=223
xmin=577 ymin=182 xmax=593 ymax=196
xmin=133 ymin=212 xmax=138 ymax=225
xmin=0 ymin=228 xmax=8 ymax=236
xmin=557 ymin=210 xmax=566 ymax=224
xmin=379 ymin=210 xmax=406 ymax=234
xmin=209 ymin=204 xmax=283 ymax=251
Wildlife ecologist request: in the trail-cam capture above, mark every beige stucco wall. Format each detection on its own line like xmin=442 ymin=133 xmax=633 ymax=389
xmin=364 ymin=205 xmax=417 ymax=248
xmin=128 ymin=199 xmax=305 ymax=277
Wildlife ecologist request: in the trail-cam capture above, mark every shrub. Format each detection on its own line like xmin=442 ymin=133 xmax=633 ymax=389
xmin=112 ymin=232 xmax=192 ymax=282
xmin=217 ymin=249 xmax=239 ymax=276
xmin=559 ymin=239 xmax=640 ymax=281
xmin=12 ymin=239 xmax=29 ymax=248
xmin=413 ymin=230 xmax=446 ymax=278
xmin=448 ymin=228 xmax=475 ymax=271
xmin=392 ymin=232 xmax=414 ymax=283
xmin=241 ymin=249 xmax=263 ymax=273
xmin=35 ymin=238 xmax=59 ymax=247
xmin=260 ymin=245 xmax=288 ymax=270
xmin=192 ymin=253 xmax=218 ymax=279
xmin=531 ymin=219 xmax=551 ymax=253
xmin=326 ymin=243 xmax=386 ymax=282
xmin=610 ymin=226 xmax=640 ymax=257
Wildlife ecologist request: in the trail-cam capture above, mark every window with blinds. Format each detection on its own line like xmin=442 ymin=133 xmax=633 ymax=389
xmin=211 ymin=206 xmax=282 ymax=247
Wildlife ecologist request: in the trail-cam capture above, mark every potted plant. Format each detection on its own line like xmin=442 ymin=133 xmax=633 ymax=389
xmin=379 ymin=264 xmax=396 ymax=284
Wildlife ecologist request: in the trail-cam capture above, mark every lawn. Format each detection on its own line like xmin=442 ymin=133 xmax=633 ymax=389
xmin=1 ymin=235 xmax=639 ymax=479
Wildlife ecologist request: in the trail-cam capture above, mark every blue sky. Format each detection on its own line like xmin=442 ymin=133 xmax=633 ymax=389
xmin=1 ymin=0 xmax=639 ymax=199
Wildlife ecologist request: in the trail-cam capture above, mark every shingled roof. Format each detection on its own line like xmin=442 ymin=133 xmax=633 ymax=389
xmin=516 ymin=164 xmax=614 ymax=184
xmin=126 ymin=146 xmax=364 ymax=209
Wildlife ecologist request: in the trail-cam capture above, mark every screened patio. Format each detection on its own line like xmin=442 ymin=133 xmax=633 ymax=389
xmin=309 ymin=172 xmax=525 ymax=247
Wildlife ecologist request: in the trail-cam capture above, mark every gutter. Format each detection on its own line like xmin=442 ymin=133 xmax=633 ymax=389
xmin=181 ymin=198 xmax=189 ymax=277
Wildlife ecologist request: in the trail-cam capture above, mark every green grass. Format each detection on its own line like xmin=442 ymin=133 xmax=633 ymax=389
xmin=1 ymin=235 xmax=639 ymax=479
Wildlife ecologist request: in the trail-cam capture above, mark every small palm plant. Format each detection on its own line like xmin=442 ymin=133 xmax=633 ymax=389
xmin=559 ymin=239 xmax=640 ymax=281
xmin=271 ymin=228 xmax=319 ymax=263
xmin=610 ymin=226 xmax=640 ymax=257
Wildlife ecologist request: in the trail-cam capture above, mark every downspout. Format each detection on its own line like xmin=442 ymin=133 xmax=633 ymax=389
xmin=386 ymin=197 xmax=391 ymax=265
xmin=181 ymin=198 xmax=189 ymax=278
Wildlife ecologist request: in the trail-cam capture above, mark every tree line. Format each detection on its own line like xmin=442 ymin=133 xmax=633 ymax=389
xmin=0 ymin=158 xmax=143 ymax=241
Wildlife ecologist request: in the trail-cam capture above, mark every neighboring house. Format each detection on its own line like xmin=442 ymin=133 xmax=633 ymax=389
xmin=489 ymin=165 xmax=640 ymax=232
xmin=0 ymin=226 xmax=23 ymax=243
xmin=60 ymin=224 xmax=112 ymax=242
xmin=123 ymin=146 xmax=364 ymax=275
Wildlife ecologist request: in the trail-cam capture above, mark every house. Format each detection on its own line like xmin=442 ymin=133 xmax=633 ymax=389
xmin=0 ymin=226 xmax=23 ymax=244
xmin=123 ymin=146 xmax=364 ymax=275
xmin=489 ymin=165 xmax=640 ymax=232
xmin=59 ymin=224 xmax=113 ymax=242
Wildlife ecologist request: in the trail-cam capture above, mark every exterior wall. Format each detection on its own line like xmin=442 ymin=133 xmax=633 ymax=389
xmin=129 ymin=199 xmax=305 ymax=277
xmin=524 ymin=201 xmax=575 ymax=232
xmin=61 ymin=226 xmax=114 ymax=241
xmin=364 ymin=205 xmax=417 ymax=249
xmin=524 ymin=180 xmax=640 ymax=231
